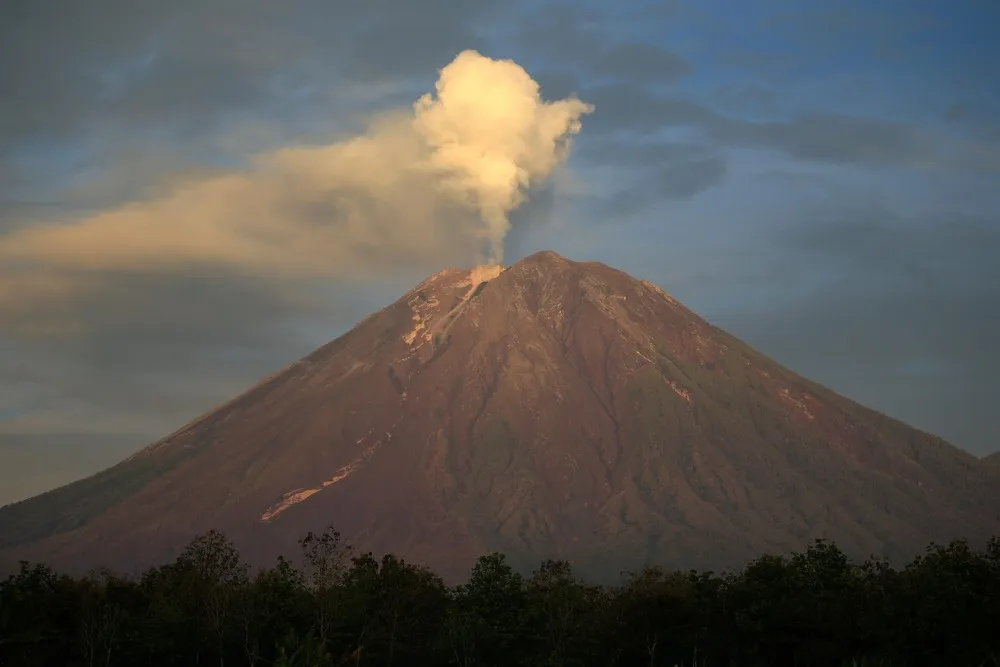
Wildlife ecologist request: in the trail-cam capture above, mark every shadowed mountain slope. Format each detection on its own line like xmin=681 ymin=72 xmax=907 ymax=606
xmin=2 ymin=251 xmax=998 ymax=581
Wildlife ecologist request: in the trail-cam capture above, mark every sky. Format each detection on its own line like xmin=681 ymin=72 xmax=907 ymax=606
xmin=1 ymin=0 xmax=998 ymax=505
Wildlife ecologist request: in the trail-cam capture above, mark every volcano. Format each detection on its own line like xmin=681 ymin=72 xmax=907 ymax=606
xmin=1 ymin=251 xmax=997 ymax=581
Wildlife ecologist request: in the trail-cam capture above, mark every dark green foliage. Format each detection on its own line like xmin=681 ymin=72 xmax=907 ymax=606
xmin=447 ymin=553 xmax=528 ymax=667
xmin=1 ymin=533 xmax=998 ymax=667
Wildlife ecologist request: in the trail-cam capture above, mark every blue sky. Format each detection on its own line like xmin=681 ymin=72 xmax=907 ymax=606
xmin=0 ymin=0 xmax=998 ymax=504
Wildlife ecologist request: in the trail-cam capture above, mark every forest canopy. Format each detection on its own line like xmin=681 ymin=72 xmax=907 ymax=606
xmin=1 ymin=529 xmax=998 ymax=667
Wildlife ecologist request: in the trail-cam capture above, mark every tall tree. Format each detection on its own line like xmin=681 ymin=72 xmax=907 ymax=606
xmin=173 ymin=530 xmax=250 ymax=667
xmin=447 ymin=553 xmax=528 ymax=667
xmin=525 ymin=559 xmax=604 ymax=667
xmin=299 ymin=526 xmax=352 ymax=651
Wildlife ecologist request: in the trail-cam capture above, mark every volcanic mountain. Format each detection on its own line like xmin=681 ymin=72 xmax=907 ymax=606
xmin=1 ymin=251 xmax=998 ymax=581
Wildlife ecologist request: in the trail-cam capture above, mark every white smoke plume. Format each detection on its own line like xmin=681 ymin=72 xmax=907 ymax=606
xmin=413 ymin=50 xmax=593 ymax=263
xmin=0 ymin=50 xmax=592 ymax=285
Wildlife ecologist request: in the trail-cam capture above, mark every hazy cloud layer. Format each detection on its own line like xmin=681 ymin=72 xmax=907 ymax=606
xmin=0 ymin=434 xmax=145 ymax=506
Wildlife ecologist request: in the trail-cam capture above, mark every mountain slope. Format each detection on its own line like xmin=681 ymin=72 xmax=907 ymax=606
xmin=2 ymin=251 xmax=997 ymax=581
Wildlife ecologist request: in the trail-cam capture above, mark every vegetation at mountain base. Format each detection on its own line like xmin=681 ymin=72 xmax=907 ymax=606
xmin=1 ymin=527 xmax=998 ymax=667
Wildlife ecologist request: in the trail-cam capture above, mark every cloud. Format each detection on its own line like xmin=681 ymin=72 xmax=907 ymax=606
xmin=593 ymin=43 xmax=691 ymax=84
xmin=1 ymin=1 xmax=298 ymax=147
xmin=0 ymin=0 xmax=503 ymax=236
xmin=707 ymin=112 xmax=934 ymax=168
xmin=712 ymin=85 xmax=779 ymax=115
xmin=511 ymin=3 xmax=608 ymax=66
xmin=531 ymin=71 xmax=584 ymax=102
xmin=597 ymin=155 xmax=728 ymax=218
xmin=761 ymin=7 xmax=937 ymax=61
xmin=0 ymin=47 xmax=595 ymax=474
xmin=336 ymin=0 xmax=495 ymax=82
xmin=0 ymin=267 xmax=408 ymax=447
xmin=579 ymin=82 xmax=929 ymax=166
xmin=0 ymin=433 xmax=145 ymax=506
xmin=582 ymin=83 xmax=719 ymax=135
xmin=575 ymin=138 xmax=715 ymax=167
xmin=780 ymin=210 xmax=1000 ymax=296
xmin=708 ymin=205 xmax=1000 ymax=456
xmin=0 ymin=0 xmax=494 ymax=146
xmin=412 ymin=50 xmax=593 ymax=261
xmin=0 ymin=50 xmax=593 ymax=299
xmin=721 ymin=279 xmax=1000 ymax=457
xmin=577 ymin=82 xmax=998 ymax=173
xmin=0 ymin=31 xmax=596 ymax=504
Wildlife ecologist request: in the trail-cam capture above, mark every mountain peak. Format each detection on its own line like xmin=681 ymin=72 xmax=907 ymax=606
xmin=2 ymin=254 xmax=998 ymax=582
xmin=516 ymin=249 xmax=572 ymax=266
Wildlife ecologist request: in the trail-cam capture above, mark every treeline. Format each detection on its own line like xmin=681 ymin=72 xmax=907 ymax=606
xmin=1 ymin=531 xmax=999 ymax=667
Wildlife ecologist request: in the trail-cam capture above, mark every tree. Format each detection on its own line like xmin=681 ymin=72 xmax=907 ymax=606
xmin=525 ymin=559 xmax=604 ymax=667
xmin=240 ymin=556 xmax=309 ymax=666
xmin=1 ymin=531 xmax=998 ymax=666
xmin=898 ymin=539 xmax=995 ymax=667
xmin=337 ymin=552 xmax=449 ymax=666
xmin=173 ymin=530 xmax=250 ymax=667
xmin=76 ymin=569 xmax=124 ymax=667
xmin=0 ymin=562 xmax=77 ymax=665
xmin=612 ymin=566 xmax=698 ymax=667
xmin=299 ymin=526 xmax=352 ymax=651
xmin=447 ymin=553 xmax=528 ymax=667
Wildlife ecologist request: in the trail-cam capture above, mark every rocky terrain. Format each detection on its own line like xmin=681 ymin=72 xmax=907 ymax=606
xmin=2 ymin=250 xmax=997 ymax=582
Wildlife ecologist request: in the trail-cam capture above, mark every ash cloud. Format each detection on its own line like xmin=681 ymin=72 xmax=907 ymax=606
xmin=0 ymin=50 xmax=592 ymax=290
xmin=413 ymin=50 xmax=593 ymax=263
